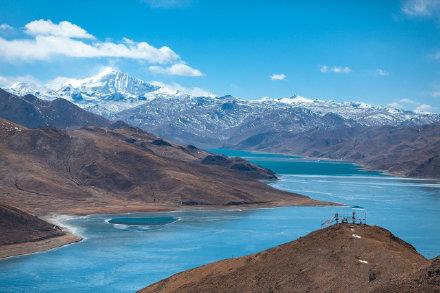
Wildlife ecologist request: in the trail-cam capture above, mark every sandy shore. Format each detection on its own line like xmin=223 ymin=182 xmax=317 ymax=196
xmin=0 ymin=233 xmax=81 ymax=260
xmin=0 ymin=198 xmax=340 ymax=260
xmin=42 ymin=197 xmax=339 ymax=217
xmin=0 ymin=214 xmax=84 ymax=260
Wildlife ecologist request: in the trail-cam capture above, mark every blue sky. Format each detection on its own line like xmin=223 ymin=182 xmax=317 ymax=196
xmin=1 ymin=0 xmax=440 ymax=113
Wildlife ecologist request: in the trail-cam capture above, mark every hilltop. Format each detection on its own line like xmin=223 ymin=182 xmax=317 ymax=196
xmin=141 ymin=223 xmax=438 ymax=293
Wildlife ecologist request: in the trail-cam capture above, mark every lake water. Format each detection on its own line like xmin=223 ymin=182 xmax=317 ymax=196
xmin=1 ymin=149 xmax=439 ymax=292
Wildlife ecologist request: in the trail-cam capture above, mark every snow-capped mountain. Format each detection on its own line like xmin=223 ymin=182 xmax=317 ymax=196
xmin=254 ymin=96 xmax=435 ymax=126
xmin=5 ymin=68 xmax=439 ymax=147
xmin=8 ymin=67 xmax=212 ymax=116
xmin=9 ymin=81 xmax=60 ymax=101
xmin=115 ymin=94 xmax=439 ymax=147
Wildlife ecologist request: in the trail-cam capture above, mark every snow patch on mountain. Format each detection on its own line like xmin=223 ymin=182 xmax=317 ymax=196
xmin=7 ymin=67 xmax=215 ymax=117
xmin=5 ymin=68 xmax=439 ymax=131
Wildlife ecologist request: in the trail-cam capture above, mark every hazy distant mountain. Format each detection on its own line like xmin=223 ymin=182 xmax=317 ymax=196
xmin=0 ymin=88 xmax=110 ymax=129
xmin=117 ymin=94 xmax=439 ymax=147
xmin=6 ymin=69 xmax=439 ymax=148
xmin=238 ymin=121 xmax=440 ymax=179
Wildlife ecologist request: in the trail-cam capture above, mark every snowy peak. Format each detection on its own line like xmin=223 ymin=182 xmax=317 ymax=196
xmin=56 ymin=67 xmax=160 ymax=98
xmin=276 ymin=95 xmax=317 ymax=105
xmin=9 ymin=81 xmax=60 ymax=100
xmin=4 ymin=69 xmax=439 ymax=126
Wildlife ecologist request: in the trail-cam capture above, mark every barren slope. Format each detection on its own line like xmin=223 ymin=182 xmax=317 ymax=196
xmin=141 ymin=224 xmax=433 ymax=293
xmin=0 ymin=204 xmax=64 ymax=246
xmin=236 ymin=122 xmax=440 ymax=179
xmin=0 ymin=119 xmax=327 ymax=216
xmin=0 ymin=88 xmax=110 ymax=129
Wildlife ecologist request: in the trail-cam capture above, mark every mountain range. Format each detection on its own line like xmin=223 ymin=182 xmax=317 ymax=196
xmin=0 ymin=89 xmax=332 ymax=258
xmin=237 ymin=121 xmax=440 ymax=178
xmin=4 ymin=68 xmax=440 ymax=178
xmin=0 ymin=88 xmax=110 ymax=129
xmin=7 ymin=68 xmax=439 ymax=144
xmin=0 ymin=90 xmax=326 ymax=215
xmin=7 ymin=67 xmax=215 ymax=117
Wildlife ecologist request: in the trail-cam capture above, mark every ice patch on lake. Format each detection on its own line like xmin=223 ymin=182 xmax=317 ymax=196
xmin=112 ymin=224 xmax=130 ymax=230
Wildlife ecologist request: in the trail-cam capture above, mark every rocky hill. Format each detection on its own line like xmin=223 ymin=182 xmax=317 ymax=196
xmin=0 ymin=204 xmax=64 ymax=246
xmin=5 ymin=70 xmax=439 ymax=179
xmin=0 ymin=118 xmax=326 ymax=216
xmin=372 ymin=256 xmax=440 ymax=292
xmin=0 ymin=88 xmax=110 ymax=129
xmin=5 ymin=69 xmax=438 ymax=147
xmin=238 ymin=122 xmax=440 ymax=179
xmin=141 ymin=223 xmax=438 ymax=293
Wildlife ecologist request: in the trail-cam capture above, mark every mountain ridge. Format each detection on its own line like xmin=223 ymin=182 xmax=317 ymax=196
xmin=6 ymin=69 xmax=438 ymax=129
xmin=235 ymin=121 xmax=440 ymax=179
xmin=0 ymin=116 xmax=327 ymax=216
xmin=4 ymin=69 xmax=439 ymax=178
xmin=141 ymin=223 xmax=437 ymax=293
xmin=0 ymin=88 xmax=110 ymax=129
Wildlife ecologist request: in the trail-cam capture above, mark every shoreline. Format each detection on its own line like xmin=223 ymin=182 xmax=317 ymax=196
xmin=0 ymin=214 xmax=84 ymax=260
xmin=0 ymin=232 xmax=82 ymax=260
xmin=0 ymin=199 xmax=342 ymax=260
xmin=230 ymin=148 xmax=440 ymax=181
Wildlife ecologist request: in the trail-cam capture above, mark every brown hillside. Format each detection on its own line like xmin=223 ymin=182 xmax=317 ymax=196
xmin=0 ymin=88 xmax=110 ymax=129
xmin=237 ymin=122 xmax=440 ymax=179
xmin=141 ymin=224 xmax=433 ymax=293
xmin=372 ymin=256 xmax=440 ymax=293
xmin=0 ymin=118 xmax=327 ymax=216
xmin=0 ymin=203 xmax=64 ymax=246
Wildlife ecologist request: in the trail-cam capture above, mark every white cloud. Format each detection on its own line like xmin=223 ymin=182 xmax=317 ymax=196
xmin=319 ymin=65 xmax=329 ymax=73
xmin=0 ymin=24 xmax=13 ymax=32
xmin=0 ymin=35 xmax=179 ymax=64
xmin=389 ymin=98 xmax=433 ymax=113
xmin=142 ymin=0 xmax=191 ymax=8
xmin=414 ymin=103 xmax=433 ymax=113
xmin=389 ymin=98 xmax=418 ymax=108
xmin=388 ymin=102 xmax=401 ymax=108
xmin=45 ymin=76 xmax=75 ymax=89
xmin=401 ymin=0 xmax=440 ymax=16
xmin=431 ymin=91 xmax=440 ymax=97
xmin=270 ymin=73 xmax=286 ymax=80
xmin=150 ymin=81 xmax=214 ymax=97
xmin=320 ymin=65 xmax=351 ymax=74
xmin=400 ymin=98 xmax=418 ymax=105
xmin=0 ymin=19 xmax=191 ymax=67
xmin=375 ymin=68 xmax=389 ymax=76
xmin=25 ymin=19 xmax=94 ymax=39
xmin=149 ymin=63 xmax=203 ymax=76
xmin=0 ymin=74 xmax=41 ymax=87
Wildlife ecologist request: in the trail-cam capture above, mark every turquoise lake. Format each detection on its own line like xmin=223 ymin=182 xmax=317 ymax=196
xmin=1 ymin=149 xmax=439 ymax=292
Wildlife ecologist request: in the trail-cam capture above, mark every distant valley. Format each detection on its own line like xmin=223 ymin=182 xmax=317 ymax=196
xmin=237 ymin=122 xmax=440 ymax=179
